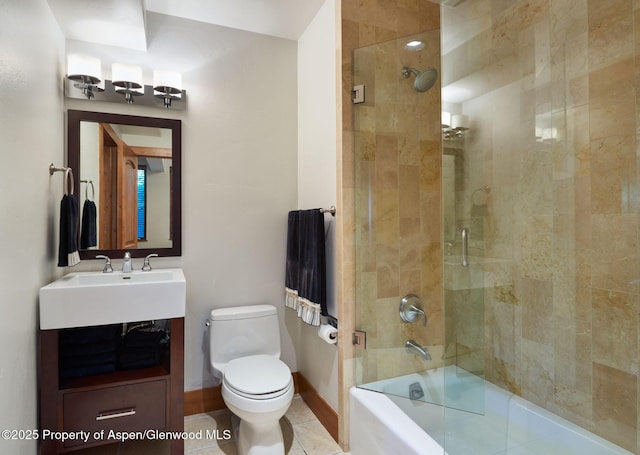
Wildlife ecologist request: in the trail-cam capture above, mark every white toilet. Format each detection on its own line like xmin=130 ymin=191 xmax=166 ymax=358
xmin=208 ymin=304 xmax=294 ymax=455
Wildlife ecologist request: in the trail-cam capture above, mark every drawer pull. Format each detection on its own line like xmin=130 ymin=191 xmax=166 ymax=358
xmin=96 ymin=408 xmax=136 ymax=421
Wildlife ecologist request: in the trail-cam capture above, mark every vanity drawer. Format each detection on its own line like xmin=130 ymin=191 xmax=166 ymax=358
xmin=62 ymin=380 xmax=167 ymax=448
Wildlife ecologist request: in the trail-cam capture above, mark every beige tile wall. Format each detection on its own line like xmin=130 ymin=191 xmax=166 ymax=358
xmin=445 ymin=0 xmax=640 ymax=451
xmin=352 ymin=28 xmax=444 ymax=384
xmin=340 ymin=0 xmax=640 ymax=453
xmin=338 ymin=0 xmax=441 ymax=450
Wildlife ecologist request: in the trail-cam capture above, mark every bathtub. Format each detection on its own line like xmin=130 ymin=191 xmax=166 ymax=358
xmin=350 ymin=366 xmax=632 ymax=455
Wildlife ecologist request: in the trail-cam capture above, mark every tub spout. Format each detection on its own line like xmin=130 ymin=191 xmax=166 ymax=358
xmin=405 ymin=340 xmax=432 ymax=362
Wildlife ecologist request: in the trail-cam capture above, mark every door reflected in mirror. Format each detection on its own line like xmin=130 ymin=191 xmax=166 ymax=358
xmin=68 ymin=110 xmax=181 ymax=259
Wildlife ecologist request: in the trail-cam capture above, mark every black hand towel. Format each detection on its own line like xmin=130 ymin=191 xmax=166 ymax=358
xmin=285 ymin=211 xmax=300 ymax=309
xmin=80 ymin=199 xmax=97 ymax=249
xmin=285 ymin=209 xmax=326 ymax=326
xmin=58 ymin=194 xmax=80 ymax=267
xmin=298 ymin=209 xmax=326 ymax=315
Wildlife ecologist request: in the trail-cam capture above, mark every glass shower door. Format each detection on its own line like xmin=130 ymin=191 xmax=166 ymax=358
xmin=352 ymin=29 xmax=447 ymax=409
xmin=352 ymin=26 xmax=486 ymax=426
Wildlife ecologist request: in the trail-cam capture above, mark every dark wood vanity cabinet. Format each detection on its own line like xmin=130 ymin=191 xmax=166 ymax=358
xmin=38 ymin=318 xmax=184 ymax=454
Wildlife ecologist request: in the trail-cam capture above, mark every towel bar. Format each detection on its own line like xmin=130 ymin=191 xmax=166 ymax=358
xmin=319 ymin=206 xmax=336 ymax=216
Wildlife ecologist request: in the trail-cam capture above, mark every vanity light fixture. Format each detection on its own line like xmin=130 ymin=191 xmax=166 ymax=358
xmin=67 ymin=54 xmax=103 ymax=100
xmin=153 ymin=70 xmax=182 ymax=108
xmin=64 ymin=55 xmax=186 ymax=109
xmin=442 ymin=113 xmax=469 ymax=140
xmin=112 ymin=63 xmax=144 ymax=104
xmin=442 ymin=111 xmax=451 ymax=129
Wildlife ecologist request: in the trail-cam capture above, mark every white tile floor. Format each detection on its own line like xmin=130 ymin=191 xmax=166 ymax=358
xmin=74 ymin=395 xmax=348 ymax=455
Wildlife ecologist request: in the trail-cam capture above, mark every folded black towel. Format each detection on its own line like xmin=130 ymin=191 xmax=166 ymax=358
xmin=80 ymin=199 xmax=97 ymax=249
xmin=60 ymin=363 xmax=116 ymax=380
xmin=117 ymin=346 xmax=161 ymax=370
xmin=59 ymin=324 xmax=121 ymax=346
xmin=117 ymin=329 xmax=165 ymax=370
xmin=121 ymin=329 xmax=165 ymax=348
xmin=57 ymin=194 xmax=80 ymax=267
xmin=60 ymin=351 xmax=117 ymax=369
xmin=59 ymin=340 xmax=118 ymax=357
xmin=285 ymin=209 xmax=326 ymax=326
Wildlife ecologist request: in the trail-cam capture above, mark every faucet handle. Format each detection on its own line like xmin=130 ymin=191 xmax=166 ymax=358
xmin=96 ymin=255 xmax=113 ymax=273
xmin=142 ymin=253 xmax=159 ymax=271
xmin=399 ymin=294 xmax=427 ymax=327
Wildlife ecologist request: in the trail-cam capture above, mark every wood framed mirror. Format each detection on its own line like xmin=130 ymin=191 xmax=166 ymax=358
xmin=68 ymin=110 xmax=182 ymax=259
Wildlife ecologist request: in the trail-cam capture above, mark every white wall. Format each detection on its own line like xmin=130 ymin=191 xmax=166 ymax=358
xmin=0 ymin=3 xmax=338 ymax=446
xmin=0 ymin=0 xmax=65 ymax=452
xmin=64 ymin=11 xmax=299 ymax=391
xmin=292 ymin=0 xmax=339 ymax=411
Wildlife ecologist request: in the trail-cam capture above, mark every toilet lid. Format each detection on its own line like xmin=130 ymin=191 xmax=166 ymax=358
xmin=224 ymin=354 xmax=291 ymax=397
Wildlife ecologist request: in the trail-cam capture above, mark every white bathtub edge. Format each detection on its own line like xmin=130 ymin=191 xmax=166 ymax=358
xmin=350 ymin=386 xmax=445 ymax=455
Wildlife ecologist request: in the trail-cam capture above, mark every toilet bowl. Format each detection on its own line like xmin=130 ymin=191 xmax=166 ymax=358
xmin=208 ymin=305 xmax=294 ymax=455
xmin=222 ymin=355 xmax=294 ymax=455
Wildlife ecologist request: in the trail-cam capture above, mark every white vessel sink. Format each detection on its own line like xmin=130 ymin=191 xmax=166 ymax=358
xmin=39 ymin=268 xmax=186 ymax=330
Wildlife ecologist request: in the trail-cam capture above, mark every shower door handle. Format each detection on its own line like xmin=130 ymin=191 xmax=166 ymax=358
xmin=461 ymin=227 xmax=469 ymax=267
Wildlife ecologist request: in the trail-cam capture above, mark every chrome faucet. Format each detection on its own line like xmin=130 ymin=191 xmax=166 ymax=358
xmin=122 ymin=251 xmax=133 ymax=273
xmin=96 ymin=255 xmax=113 ymax=273
xmin=142 ymin=253 xmax=159 ymax=271
xmin=405 ymin=340 xmax=432 ymax=362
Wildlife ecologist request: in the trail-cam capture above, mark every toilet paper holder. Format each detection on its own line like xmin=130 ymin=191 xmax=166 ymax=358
xmin=318 ymin=323 xmax=338 ymax=345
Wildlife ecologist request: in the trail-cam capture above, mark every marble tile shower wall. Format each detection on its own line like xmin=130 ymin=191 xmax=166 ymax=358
xmin=443 ymin=0 xmax=640 ymax=452
xmin=339 ymin=0 xmax=441 ymax=446
xmin=353 ymin=26 xmax=444 ymax=385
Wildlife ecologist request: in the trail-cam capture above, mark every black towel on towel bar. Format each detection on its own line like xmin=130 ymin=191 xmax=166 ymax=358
xmin=80 ymin=199 xmax=97 ymax=249
xmin=285 ymin=211 xmax=300 ymax=302
xmin=285 ymin=209 xmax=326 ymax=326
xmin=57 ymin=194 xmax=80 ymax=267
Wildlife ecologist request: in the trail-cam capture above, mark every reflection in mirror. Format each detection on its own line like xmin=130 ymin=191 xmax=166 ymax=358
xmin=68 ymin=110 xmax=181 ymax=259
xmin=443 ymin=153 xmax=456 ymax=245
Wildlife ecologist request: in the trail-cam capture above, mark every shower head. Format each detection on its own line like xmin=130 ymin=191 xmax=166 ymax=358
xmin=401 ymin=66 xmax=438 ymax=93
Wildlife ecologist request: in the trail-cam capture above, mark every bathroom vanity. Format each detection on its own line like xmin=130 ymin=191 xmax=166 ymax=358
xmin=38 ymin=268 xmax=186 ymax=454
xmin=38 ymin=317 xmax=184 ymax=454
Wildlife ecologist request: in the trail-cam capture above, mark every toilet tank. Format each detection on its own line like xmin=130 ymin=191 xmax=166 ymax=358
xmin=208 ymin=304 xmax=281 ymax=377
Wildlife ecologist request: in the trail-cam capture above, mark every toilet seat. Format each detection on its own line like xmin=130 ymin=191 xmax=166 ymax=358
xmin=224 ymin=354 xmax=292 ymax=400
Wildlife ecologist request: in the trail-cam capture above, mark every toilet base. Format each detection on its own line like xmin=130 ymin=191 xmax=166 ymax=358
xmin=231 ymin=412 xmax=285 ymax=455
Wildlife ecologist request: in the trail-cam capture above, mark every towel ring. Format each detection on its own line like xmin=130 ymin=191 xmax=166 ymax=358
xmin=81 ymin=180 xmax=95 ymax=201
xmin=64 ymin=168 xmax=74 ymax=196
xmin=49 ymin=164 xmax=74 ymax=196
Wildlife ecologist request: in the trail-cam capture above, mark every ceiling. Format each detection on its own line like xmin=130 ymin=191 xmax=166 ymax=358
xmin=47 ymin=0 xmax=327 ymax=51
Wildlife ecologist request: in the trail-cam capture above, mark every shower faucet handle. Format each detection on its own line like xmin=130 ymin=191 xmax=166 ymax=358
xmin=399 ymin=294 xmax=427 ymax=327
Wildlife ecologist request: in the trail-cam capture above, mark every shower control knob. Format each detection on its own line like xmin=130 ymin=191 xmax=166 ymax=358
xmin=399 ymin=294 xmax=427 ymax=327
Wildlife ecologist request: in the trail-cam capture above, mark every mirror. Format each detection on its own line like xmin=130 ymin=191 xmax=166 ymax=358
xmin=68 ymin=110 xmax=181 ymax=259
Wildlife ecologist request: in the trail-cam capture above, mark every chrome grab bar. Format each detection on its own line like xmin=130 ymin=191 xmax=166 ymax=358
xmin=461 ymin=227 xmax=469 ymax=267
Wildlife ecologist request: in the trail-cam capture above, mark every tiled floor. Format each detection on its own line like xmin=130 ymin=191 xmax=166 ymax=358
xmin=74 ymin=395 xmax=348 ymax=454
